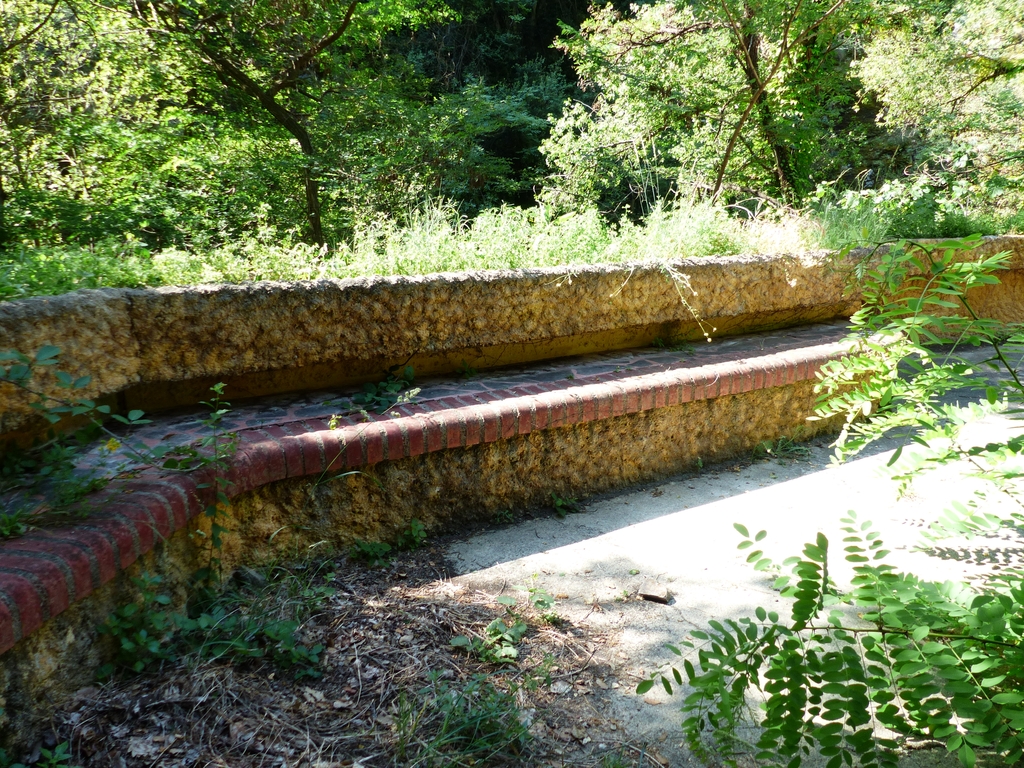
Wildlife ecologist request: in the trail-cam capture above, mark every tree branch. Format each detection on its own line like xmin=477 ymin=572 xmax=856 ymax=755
xmin=2 ymin=0 xmax=62 ymax=57
xmin=265 ymin=0 xmax=359 ymax=98
xmin=196 ymin=39 xmax=316 ymax=156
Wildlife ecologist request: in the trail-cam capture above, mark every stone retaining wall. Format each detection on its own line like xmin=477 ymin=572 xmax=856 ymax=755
xmin=3 ymin=236 xmax=1021 ymax=438
xmin=2 ymin=236 xmax=1023 ymax=749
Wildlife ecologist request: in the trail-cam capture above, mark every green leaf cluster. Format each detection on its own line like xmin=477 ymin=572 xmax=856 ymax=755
xmin=641 ymin=234 xmax=1024 ymax=766
xmin=97 ymin=568 xmax=333 ymax=681
xmin=349 ymin=517 xmax=430 ymax=567
xmin=352 ymin=365 xmax=420 ymax=414
xmin=643 ymin=513 xmax=1024 ymax=767
xmin=451 ymin=594 xmax=531 ymax=664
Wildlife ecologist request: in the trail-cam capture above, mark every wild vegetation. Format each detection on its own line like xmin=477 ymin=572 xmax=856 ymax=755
xmin=1 ymin=0 xmax=1021 ymax=297
xmin=3 ymin=2 xmax=1024 ymax=766
xmin=642 ymin=236 xmax=1024 ymax=766
xmin=37 ymin=544 xmax=646 ymax=768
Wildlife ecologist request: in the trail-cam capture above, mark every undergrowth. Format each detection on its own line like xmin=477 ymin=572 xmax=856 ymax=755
xmin=394 ymin=673 xmax=529 ymax=766
xmin=0 ymin=742 xmax=75 ymax=768
xmin=97 ymin=562 xmax=334 ymax=681
xmin=6 ymin=197 xmax=1015 ymax=300
xmin=450 ymin=584 xmax=558 ymax=664
xmin=349 ymin=517 xmax=429 ymax=567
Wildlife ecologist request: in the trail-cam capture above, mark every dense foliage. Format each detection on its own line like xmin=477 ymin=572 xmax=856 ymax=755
xmin=0 ymin=0 xmax=1021 ymax=288
xmin=0 ymin=0 xmax=590 ymax=249
xmin=542 ymin=0 xmax=1024 ymax=220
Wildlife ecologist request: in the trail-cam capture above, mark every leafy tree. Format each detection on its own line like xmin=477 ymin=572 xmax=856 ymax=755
xmin=540 ymin=0 xmax=867 ymax=214
xmin=0 ymin=0 xmax=60 ymax=246
xmin=331 ymin=0 xmax=580 ymax=219
xmin=1 ymin=0 xmax=584 ymax=248
xmin=854 ymin=0 xmax=1024 ymax=220
xmin=325 ymin=65 xmax=568 ymax=225
xmin=0 ymin=0 xmax=269 ymax=248
xmin=0 ymin=0 xmax=276 ymax=248
xmin=138 ymin=0 xmax=454 ymax=245
xmin=2 ymin=0 xmax=1017 ymax=253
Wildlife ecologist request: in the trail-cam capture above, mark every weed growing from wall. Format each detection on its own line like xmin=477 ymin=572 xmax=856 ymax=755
xmin=97 ymin=563 xmax=333 ymax=681
xmin=550 ymin=492 xmax=580 ymax=518
xmin=1 ymin=347 xmax=112 ymax=537
xmin=189 ymin=383 xmax=238 ymax=586
xmin=96 ymin=573 xmax=175 ymax=678
xmin=751 ymin=435 xmax=811 ymax=462
xmin=492 ymin=509 xmax=514 ymax=524
xmin=0 ymin=349 xmax=236 ymax=542
xmin=349 ymin=518 xmax=429 ymax=567
xmin=395 ymin=518 xmax=427 ymax=551
xmin=352 ymin=365 xmax=420 ymax=415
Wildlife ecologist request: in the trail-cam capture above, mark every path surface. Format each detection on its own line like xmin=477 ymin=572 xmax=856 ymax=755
xmin=446 ymin=414 xmax=1024 ymax=766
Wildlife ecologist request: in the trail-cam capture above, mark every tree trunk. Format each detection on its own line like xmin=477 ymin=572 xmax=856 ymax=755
xmin=303 ymin=167 xmax=324 ymax=246
xmin=196 ymin=44 xmax=327 ymax=244
xmin=0 ymin=175 xmax=7 ymax=249
xmin=737 ymin=13 xmax=796 ymax=200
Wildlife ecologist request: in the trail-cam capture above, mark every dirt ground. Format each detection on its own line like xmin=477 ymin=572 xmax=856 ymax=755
xmin=43 ymin=541 xmax=666 ymax=768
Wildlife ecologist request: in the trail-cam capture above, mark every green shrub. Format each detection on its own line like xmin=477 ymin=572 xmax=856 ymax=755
xmin=395 ymin=518 xmax=428 ymax=551
xmin=451 ymin=595 xmax=529 ymax=664
xmin=0 ymin=741 xmax=76 ymax=768
xmin=97 ymin=564 xmax=332 ymax=681
xmin=809 ymin=178 xmax=1003 ymax=249
xmin=349 ymin=539 xmax=394 ymax=567
xmin=96 ymin=573 xmax=175 ymax=678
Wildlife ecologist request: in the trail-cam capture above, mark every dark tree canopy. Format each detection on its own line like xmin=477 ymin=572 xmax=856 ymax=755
xmin=0 ymin=0 xmax=1020 ymax=249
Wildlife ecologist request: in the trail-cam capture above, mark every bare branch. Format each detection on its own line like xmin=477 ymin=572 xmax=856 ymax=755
xmin=1 ymin=0 xmax=62 ymax=57
xmin=615 ymin=20 xmax=719 ymax=51
xmin=266 ymin=0 xmax=359 ymax=98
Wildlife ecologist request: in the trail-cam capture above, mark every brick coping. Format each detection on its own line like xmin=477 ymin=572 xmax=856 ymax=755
xmin=0 ymin=329 xmax=852 ymax=656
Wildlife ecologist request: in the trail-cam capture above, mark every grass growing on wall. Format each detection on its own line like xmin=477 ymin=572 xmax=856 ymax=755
xmin=2 ymin=199 xmax=1017 ymax=301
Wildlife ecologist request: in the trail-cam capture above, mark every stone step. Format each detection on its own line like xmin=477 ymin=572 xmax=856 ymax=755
xmin=0 ymin=321 xmax=849 ymax=655
xmin=0 ymin=321 xmax=852 ymax=744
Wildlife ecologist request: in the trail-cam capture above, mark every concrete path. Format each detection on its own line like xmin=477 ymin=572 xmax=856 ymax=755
xmin=446 ymin=415 xmax=1024 ymax=766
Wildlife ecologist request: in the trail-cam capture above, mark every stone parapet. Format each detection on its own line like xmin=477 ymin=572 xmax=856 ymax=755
xmin=2 ymin=236 xmax=1022 ymax=435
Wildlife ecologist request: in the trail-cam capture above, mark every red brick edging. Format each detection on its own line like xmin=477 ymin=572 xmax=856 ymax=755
xmin=0 ymin=341 xmax=847 ymax=655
